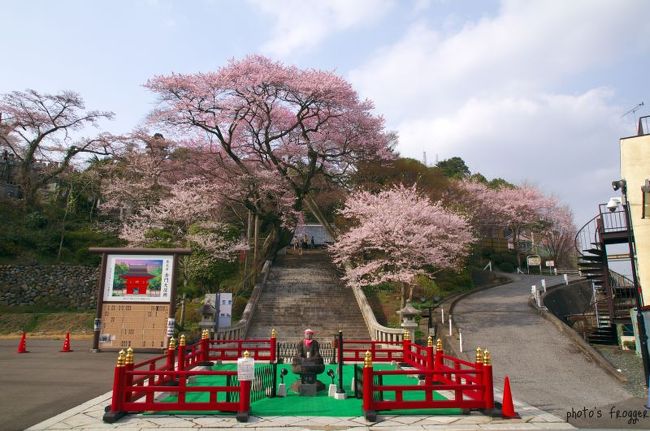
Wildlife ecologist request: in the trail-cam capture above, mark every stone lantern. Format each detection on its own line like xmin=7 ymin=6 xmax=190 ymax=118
xmin=398 ymin=301 xmax=420 ymax=342
xmin=198 ymin=300 xmax=216 ymax=335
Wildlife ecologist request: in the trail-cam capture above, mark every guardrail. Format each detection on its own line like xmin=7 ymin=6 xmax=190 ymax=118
xmin=350 ymin=285 xmax=405 ymax=342
xmin=103 ymin=331 xmax=277 ymax=423
xmin=361 ymin=342 xmax=494 ymax=421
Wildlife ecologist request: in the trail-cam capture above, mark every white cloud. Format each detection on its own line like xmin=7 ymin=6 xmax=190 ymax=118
xmin=348 ymin=0 xmax=650 ymax=223
xmin=248 ymin=0 xmax=395 ymax=57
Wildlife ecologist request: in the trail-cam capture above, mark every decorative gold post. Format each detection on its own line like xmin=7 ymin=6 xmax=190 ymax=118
xmin=243 ymin=350 xmax=250 ymax=358
xmin=125 ymin=347 xmax=134 ymax=365
xmin=483 ymin=349 xmax=491 ymax=365
xmin=180 ymin=334 xmax=186 ymax=346
xmin=475 ymin=347 xmax=483 ymax=363
xmin=403 ymin=330 xmax=410 ymax=341
xmin=271 ymin=328 xmax=277 ymax=338
xmin=436 ymin=338 xmax=443 ymax=352
xmin=427 ymin=336 xmax=433 ymax=347
xmin=364 ymin=350 xmax=373 ymax=368
xmin=116 ymin=349 xmax=126 ymax=367
xmin=201 ymin=329 xmax=209 ymax=340
xmin=168 ymin=337 xmax=176 ymax=350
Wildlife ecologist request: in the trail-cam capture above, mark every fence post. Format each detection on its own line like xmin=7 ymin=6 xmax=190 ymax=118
xmin=475 ymin=347 xmax=484 ymax=401
xmin=103 ymin=350 xmax=127 ymax=423
xmin=482 ymin=350 xmax=494 ymax=411
xmin=270 ymin=328 xmax=277 ymax=363
xmin=124 ymin=348 xmax=134 ymax=401
xmin=178 ymin=334 xmax=186 ymax=371
xmin=199 ymin=330 xmax=214 ymax=367
xmin=337 ymin=331 xmax=345 ymax=395
xmin=425 ymin=336 xmax=434 ymax=401
xmin=402 ymin=330 xmax=411 ymax=365
xmin=166 ymin=337 xmax=176 ymax=369
xmin=237 ymin=351 xmax=252 ymax=422
xmin=164 ymin=337 xmax=178 ymax=386
xmin=362 ymin=351 xmax=376 ymax=422
xmin=434 ymin=338 xmax=443 ymax=383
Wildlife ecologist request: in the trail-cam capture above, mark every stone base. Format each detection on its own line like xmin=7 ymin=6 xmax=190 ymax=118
xmin=334 ymin=391 xmax=347 ymax=400
xmin=277 ymin=383 xmax=287 ymax=397
xmin=291 ymin=380 xmax=325 ymax=396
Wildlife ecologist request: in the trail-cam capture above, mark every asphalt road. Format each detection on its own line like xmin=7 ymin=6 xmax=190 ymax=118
xmin=452 ymin=274 xmax=647 ymax=427
xmin=0 ymin=338 xmax=158 ymax=431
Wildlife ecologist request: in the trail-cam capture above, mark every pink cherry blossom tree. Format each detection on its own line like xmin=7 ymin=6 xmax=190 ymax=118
xmin=330 ymin=184 xmax=475 ymax=307
xmin=145 ymin=55 xmax=394 ymax=249
xmin=537 ymin=202 xmax=577 ymax=268
xmin=0 ymin=89 xmax=114 ymax=206
xmin=454 ymin=179 xmax=573 ymax=267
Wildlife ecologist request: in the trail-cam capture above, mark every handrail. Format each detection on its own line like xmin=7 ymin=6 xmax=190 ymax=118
xmin=575 ymin=213 xmax=601 ymax=256
xmin=350 ymin=285 xmax=404 ymax=342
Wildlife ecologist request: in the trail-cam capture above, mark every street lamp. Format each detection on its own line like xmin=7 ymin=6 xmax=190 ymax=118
xmin=611 ymin=179 xmax=650 ymax=386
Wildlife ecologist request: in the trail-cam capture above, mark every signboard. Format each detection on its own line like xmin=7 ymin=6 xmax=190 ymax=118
xmin=545 ymin=260 xmax=555 ymax=267
xmin=527 ymin=255 xmax=542 ymax=266
xmin=103 ymin=255 xmax=174 ymax=302
xmin=166 ymin=318 xmax=175 ymax=336
xmin=237 ymin=356 xmax=255 ymax=381
xmin=90 ymin=247 xmax=191 ymax=352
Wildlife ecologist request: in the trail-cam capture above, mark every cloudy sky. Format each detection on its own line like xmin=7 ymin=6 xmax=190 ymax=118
xmin=2 ymin=0 xmax=649 ymax=224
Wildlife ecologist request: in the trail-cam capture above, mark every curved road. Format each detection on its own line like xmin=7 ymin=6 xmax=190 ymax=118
xmin=452 ymin=274 xmax=633 ymax=417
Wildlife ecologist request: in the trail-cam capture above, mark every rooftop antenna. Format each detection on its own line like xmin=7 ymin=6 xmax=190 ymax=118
xmin=622 ymin=102 xmax=644 ymax=119
xmin=423 ymin=151 xmax=427 ymax=166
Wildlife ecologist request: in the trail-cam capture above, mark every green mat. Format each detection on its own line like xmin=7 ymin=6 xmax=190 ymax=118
xmin=153 ymin=363 xmax=461 ymax=416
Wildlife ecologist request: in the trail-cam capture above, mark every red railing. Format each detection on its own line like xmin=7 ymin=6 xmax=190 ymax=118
xmin=340 ymin=339 xmax=404 ymax=362
xmin=103 ymin=333 xmax=276 ymax=423
xmin=361 ymin=343 xmax=494 ymax=421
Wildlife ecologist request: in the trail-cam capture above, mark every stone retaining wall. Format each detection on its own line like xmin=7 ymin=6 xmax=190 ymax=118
xmin=0 ymin=265 xmax=99 ymax=309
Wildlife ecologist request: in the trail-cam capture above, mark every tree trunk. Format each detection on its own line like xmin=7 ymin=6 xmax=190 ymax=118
xmin=400 ymin=282 xmax=406 ymax=309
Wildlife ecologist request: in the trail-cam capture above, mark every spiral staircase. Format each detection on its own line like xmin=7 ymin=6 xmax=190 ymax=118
xmin=574 ymin=204 xmax=636 ymax=344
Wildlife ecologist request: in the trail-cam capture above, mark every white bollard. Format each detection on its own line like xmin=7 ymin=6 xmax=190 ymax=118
xmin=448 ymin=315 xmax=452 ymax=336
xmin=563 ymin=274 xmax=569 ymax=285
xmin=554 ymin=268 xmax=558 ymax=276
xmin=541 ymin=279 xmax=546 ymax=293
xmin=459 ymin=331 xmax=463 ymax=353
xmin=441 ymin=308 xmax=445 ymax=324
xmin=531 ymin=285 xmax=536 ymax=296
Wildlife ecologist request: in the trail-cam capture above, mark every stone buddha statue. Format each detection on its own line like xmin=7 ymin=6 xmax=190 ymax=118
xmin=291 ymin=328 xmax=325 ymax=395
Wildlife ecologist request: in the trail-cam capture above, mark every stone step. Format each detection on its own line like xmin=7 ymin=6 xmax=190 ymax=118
xmin=247 ymin=250 xmax=369 ymax=340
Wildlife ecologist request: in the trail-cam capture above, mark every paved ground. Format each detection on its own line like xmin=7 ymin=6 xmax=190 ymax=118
xmin=0 ymin=338 xmax=157 ymax=431
xmin=27 ymin=387 xmax=575 ymax=430
xmin=452 ymin=274 xmax=650 ymax=429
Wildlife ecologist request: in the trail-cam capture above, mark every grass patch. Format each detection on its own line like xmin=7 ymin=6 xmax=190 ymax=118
xmin=0 ymin=312 xmax=93 ymax=335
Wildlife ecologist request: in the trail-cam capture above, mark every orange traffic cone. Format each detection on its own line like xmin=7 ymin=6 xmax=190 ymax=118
xmin=60 ymin=332 xmax=72 ymax=352
xmin=501 ymin=376 xmax=520 ymax=418
xmin=17 ymin=332 xmax=28 ymax=353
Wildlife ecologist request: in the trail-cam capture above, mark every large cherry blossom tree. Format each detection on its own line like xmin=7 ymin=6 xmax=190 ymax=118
xmin=145 ymin=55 xmax=394 ymax=248
xmin=0 ymin=89 xmax=114 ymax=206
xmin=330 ymin=185 xmax=475 ymax=307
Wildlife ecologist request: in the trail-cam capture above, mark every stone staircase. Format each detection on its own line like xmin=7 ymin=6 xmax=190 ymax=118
xmin=246 ymin=249 xmax=370 ymax=342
